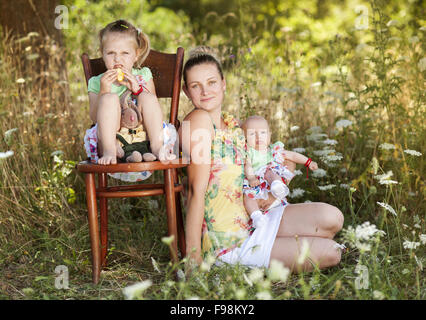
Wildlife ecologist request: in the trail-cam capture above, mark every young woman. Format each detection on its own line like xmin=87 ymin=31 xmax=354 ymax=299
xmin=179 ymin=46 xmax=344 ymax=272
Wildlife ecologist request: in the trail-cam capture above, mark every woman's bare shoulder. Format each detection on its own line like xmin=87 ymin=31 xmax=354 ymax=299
xmin=183 ymin=109 xmax=214 ymax=129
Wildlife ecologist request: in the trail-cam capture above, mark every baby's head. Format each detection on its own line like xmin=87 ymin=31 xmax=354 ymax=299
xmin=99 ymin=19 xmax=150 ymax=71
xmin=242 ymin=115 xmax=271 ymax=150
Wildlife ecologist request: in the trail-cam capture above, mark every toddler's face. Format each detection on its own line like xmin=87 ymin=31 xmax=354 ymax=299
xmin=244 ymin=119 xmax=271 ymax=150
xmin=102 ymin=32 xmax=140 ymax=73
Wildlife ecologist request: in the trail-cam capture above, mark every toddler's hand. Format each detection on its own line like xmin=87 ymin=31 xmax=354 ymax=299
xmin=100 ymin=69 xmax=119 ymax=94
xmin=121 ymin=69 xmax=141 ymax=93
xmin=309 ymin=161 xmax=318 ymax=171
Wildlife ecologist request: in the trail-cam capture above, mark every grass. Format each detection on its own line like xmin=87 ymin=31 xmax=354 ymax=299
xmin=0 ymin=1 xmax=424 ymax=300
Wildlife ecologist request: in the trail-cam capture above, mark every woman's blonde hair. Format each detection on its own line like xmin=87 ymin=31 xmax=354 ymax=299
xmin=99 ymin=19 xmax=150 ymax=68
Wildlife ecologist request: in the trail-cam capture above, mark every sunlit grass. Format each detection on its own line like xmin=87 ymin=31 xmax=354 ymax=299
xmin=0 ymin=0 xmax=424 ymax=300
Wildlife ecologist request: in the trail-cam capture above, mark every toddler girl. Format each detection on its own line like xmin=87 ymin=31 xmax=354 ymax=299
xmin=242 ymin=115 xmax=318 ymax=228
xmin=84 ymin=19 xmax=175 ymax=166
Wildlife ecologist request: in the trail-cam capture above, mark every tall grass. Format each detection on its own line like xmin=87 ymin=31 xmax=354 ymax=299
xmin=0 ymin=1 xmax=424 ymax=299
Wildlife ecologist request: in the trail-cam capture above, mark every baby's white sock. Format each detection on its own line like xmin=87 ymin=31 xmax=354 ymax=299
xmin=270 ymin=180 xmax=289 ymax=200
xmin=250 ymin=210 xmax=267 ymax=229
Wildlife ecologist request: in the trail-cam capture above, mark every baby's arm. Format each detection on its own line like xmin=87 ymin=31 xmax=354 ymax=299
xmin=283 ymin=150 xmax=318 ymax=170
xmin=244 ymin=158 xmax=260 ymax=187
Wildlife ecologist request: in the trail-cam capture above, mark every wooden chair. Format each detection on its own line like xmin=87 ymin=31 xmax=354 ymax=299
xmin=77 ymin=47 xmax=187 ymax=284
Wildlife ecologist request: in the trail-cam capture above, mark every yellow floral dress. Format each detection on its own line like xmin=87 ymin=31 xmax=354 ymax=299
xmin=201 ymin=112 xmax=254 ymax=258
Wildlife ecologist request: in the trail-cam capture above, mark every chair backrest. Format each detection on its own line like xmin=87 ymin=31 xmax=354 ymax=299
xmin=81 ymin=47 xmax=184 ymax=127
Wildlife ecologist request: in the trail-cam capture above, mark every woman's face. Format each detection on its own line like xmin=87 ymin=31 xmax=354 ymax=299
xmin=183 ymin=63 xmax=226 ymax=112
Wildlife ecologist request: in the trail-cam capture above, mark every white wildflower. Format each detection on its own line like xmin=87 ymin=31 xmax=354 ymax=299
xmin=268 ymin=259 xmax=290 ymax=282
xmin=292 ymin=147 xmax=305 ymax=153
xmin=379 ymin=143 xmax=396 ymax=150
xmin=379 ymin=179 xmax=399 ymax=185
xmin=376 ymin=202 xmax=397 ymax=216
xmin=248 ymin=268 xmax=264 ymax=284
xmin=16 ymin=78 xmax=25 ymax=84
xmin=318 ymin=184 xmax=336 ymax=191
xmin=374 ymin=171 xmax=393 ymax=181
xmin=293 ymin=169 xmax=303 ymax=176
xmin=404 ymin=149 xmax=422 ymax=156
xmin=336 ymin=119 xmax=352 ymax=129
xmin=312 ymin=168 xmax=327 ymax=178
xmin=122 ymin=280 xmax=152 ymax=300
xmin=322 ymin=139 xmax=338 ymax=145
xmin=322 ymin=154 xmax=343 ymax=162
xmin=419 ymin=234 xmax=426 ymax=245
xmin=290 ymin=125 xmax=300 ymax=132
xmin=355 ymin=222 xmax=385 ymax=241
xmin=403 ymin=240 xmax=420 ymax=250
xmin=307 ymin=133 xmax=328 ymax=142
xmin=161 ymin=235 xmax=174 ymax=246
xmin=373 ymin=290 xmax=385 ymax=300
xmin=313 ymin=149 xmax=334 ymax=156
xmin=289 ymin=188 xmax=305 ymax=198
xmin=340 ymin=183 xmax=350 ymax=189
xmin=0 ymin=150 xmax=14 ymax=159
xmin=310 ymin=82 xmax=322 ymax=88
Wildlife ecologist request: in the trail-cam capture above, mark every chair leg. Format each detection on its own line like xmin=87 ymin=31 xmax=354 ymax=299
xmin=98 ymin=173 xmax=108 ymax=269
xmin=85 ymin=173 xmax=101 ymax=284
xmin=164 ymin=168 xmax=178 ymax=263
xmin=175 ymin=193 xmax=186 ymax=258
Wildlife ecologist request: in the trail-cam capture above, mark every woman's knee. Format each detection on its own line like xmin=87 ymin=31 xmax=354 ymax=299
xmin=324 ymin=243 xmax=342 ymax=267
xmin=318 ymin=203 xmax=344 ymax=235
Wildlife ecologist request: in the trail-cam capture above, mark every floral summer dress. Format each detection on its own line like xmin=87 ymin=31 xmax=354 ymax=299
xmin=201 ymin=112 xmax=254 ymax=259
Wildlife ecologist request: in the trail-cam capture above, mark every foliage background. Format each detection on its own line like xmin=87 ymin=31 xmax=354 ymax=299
xmin=0 ymin=0 xmax=424 ymax=300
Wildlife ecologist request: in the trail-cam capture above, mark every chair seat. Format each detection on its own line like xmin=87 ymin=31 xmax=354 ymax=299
xmin=77 ymin=158 xmax=189 ymax=173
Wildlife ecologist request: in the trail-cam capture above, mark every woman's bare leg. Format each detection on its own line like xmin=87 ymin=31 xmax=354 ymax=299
xmin=270 ymin=236 xmax=342 ymax=272
xmin=276 ymin=202 xmax=344 ymax=239
xmin=97 ymin=93 xmax=121 ymax=165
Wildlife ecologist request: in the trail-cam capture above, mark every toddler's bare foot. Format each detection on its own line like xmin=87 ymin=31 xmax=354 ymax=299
xmin=98 ymin=154 xmax=117 ymax=165
xmin=142 ymin=152 xmax=157 ymax=162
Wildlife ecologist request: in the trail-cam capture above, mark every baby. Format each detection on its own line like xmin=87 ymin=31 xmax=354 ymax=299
xmin=242 ymin=115 xmax=318 ymax=229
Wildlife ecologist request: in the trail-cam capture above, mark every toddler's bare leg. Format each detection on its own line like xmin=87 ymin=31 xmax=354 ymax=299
xmin=97 ymin=93 xmax=121 ymax=165
xmin=138 ymin=92 xmax=164 ymax=158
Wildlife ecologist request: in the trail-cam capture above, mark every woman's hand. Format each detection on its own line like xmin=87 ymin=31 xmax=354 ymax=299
xmin=99 ymin=69 xmax=119 ymax=94
xmin=121 ymin=69 xmax=141 ymax=93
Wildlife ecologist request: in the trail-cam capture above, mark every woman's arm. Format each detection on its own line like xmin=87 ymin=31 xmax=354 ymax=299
xmin=179 ymin=109 xmax=214 ymax=264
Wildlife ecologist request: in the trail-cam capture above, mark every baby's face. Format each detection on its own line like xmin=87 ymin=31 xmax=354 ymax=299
xmin=244 ymin=119 xmax=271 ymax=150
